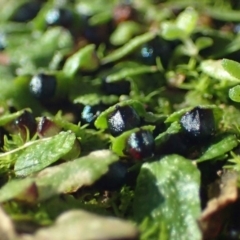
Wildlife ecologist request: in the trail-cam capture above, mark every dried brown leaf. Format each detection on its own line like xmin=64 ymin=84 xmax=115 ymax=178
xmin=199 ymin=170 xmax=239 ymax=239
xmin=0 ymin=206 xmax=16 ymax=240
xmin=22 ymin=210 xmax=139 ymax=240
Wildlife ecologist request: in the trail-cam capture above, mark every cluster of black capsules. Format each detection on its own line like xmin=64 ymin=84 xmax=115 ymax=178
xmin=0 ymin=103 xmax=216 ymax=191
xmin=104 ymin=104 xmax=216 ymax=161
xmin=1 ymin=0 xmax=216 ymax=191
xmin=106 ymin=105 xmax=155 ymax=160
xmin=6 ymin=0 xmax=176 ymax=104
xmin=0 ymin=110 xmax=40 ymax=151
xmin=95 ymin=104 xmax=216 ymax=190
xmin=27 ymin=72 xmax=131 ymax=130
xmin=0 ymin=110 xmax=60 ymax=144
xmin=3 ymin=1 xmax=138 ymax=46
xmin=81 ymin=104 xmax=156 ymax=191
xmin=0 ymin=109 xmax=79 ymax=152
xmin=3 ymin=102 xmax=216 ymax=155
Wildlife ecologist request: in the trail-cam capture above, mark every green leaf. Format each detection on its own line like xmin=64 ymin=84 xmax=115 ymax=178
xmin=143 ymin=112 xmax=166 ymax=124
xmin=221 ymin=105 xmax=240 ymax=129
xmin=165 ymin=105 xmax=222 ymax=124
xmin=222 ymin=58 xmax=240 ymax=80
xmin=161 ymin=22 xmax=184 ymax=40
xmin=0 ymin=145 xmax=28 ymax=173
xmin=0 ymin=150 xmax=118 ymax=202
xmin=0 ymin=65 xmax=14 ymax=81
xmin=111 ymin=126 xmax=155 ymax=157
xmin=176 ymin=7 xmax=198 ymax=36
xmin=31 ymin=1 xmax=52 ymax=30
xmin=73 ymin=93 xmax=118 ymax=106
xmin=0 ymin=0 xmax=26 ymax=21
xmin=155 ymin=122 xmax=181 ymax=146
xmin=0 ymin=130 xmax=75 ymax=173
xmin=51 ymin=111 xmax=82 ymax=137
xmin=36 ymin=150 xmax=119 ymax=200
xmin=133 ymin=155 xmax=201 ymax=240
xmin=101 ymin=32 xmax=156 ymax=64
xmin=88 ymin=11 xmax=112 ymax=26
xmin=200 ymin=60 xmax=240 ymax=82
xmin=105 ymin=65 xmax=157 ymax=83
xmin=14 ymin=131 xmax=76 ymax=177
xmin=0 ymin=178 xmax=37 ymax=203
xmin=206 ymin=7 xmax=240 ymax=22
xmin=165 ymin=107 xmax=192 ymax=123
xmin=8 ymin=27 xmax=73 ymax=74
xmin=0 ymin=109 xmax=28 ymax=126
xmin=63 ymin=44 xmax=99 ymax=78
xmin=196 ymin=134 xmax=238 ymax=162
xmin=94 ymin=100 xmax=146 ymax=130
xmin=0 ymin=75 xmax=45 ymax=115
xmin=110 ymin=21 xmax=141 ymax=46
xmin=195 ymin=37 xmax=213 ymax=51
xmin=161 ymin=8 xmax=198 ymax=40
xmin=229 ymin=85 xmax=240 ymax=102
xmin=73 ymin=93 xmax=101 ymax=106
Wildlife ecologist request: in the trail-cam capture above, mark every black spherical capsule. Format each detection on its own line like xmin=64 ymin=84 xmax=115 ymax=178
xmin=11 ymin=1 xmax=42 ymax=22
xmin=138 ymin=36 xmax=174 ymax=68
xmin=107 ymin=105 xmax=141 ymax=137
xmin=180 ymin=107 xmax=215 ymax=141
xmin=81 ymin=105 xmax=106 ymax=128
xmin=46 ymin=8 xmax=73 ymax=28
xmin=14 ymin=110 xmax=37 ymax=138
xmin=125 ymin=129 xmax=155 ymax=160
xmin=81 ymin=14 xmax=111 ymax=45
xmin=29 ymin=73 xmax=57 ymax=101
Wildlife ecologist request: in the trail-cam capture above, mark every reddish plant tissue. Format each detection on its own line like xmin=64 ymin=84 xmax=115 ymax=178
xmin=125 ymin=130 xmax=155 ymax=160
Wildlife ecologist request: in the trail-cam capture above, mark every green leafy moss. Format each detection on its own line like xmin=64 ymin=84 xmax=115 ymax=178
xmin=1 ymin=0 xmax=240 ymax=239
